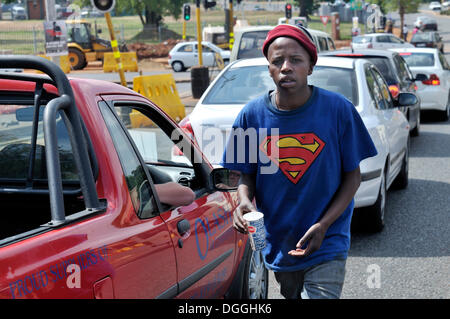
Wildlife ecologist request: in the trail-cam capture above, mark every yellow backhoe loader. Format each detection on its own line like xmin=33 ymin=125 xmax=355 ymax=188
xmin=66 ymin=20 xmax=125 ymax=70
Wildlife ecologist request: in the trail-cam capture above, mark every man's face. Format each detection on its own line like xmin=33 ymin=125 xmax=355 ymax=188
xmin=267 ymin=37 xmax=313 ymax=94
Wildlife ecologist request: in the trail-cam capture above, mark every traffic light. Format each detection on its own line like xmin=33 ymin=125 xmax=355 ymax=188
xmin=204 ymin=0 xmax=217 ymax=10
xmin=285 ymin=3 xmax=292 ymax=19
xmin=90 ymin=0 xmax=116 ymax=13
xmin=183 ymin=4 xmax=191 ymax=21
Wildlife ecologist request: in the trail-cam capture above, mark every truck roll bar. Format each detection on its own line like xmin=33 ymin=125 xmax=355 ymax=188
xmin=0 ymin=55 xmax=101 ymax=226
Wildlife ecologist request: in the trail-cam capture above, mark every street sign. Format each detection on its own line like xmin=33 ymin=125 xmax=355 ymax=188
xmin=350 ymin=0 xmax=363 ymax=11
xmin=43 ymin=21 xmax=68 ymax=56
xmin=320 ymin=15 xmax=329 ymax=26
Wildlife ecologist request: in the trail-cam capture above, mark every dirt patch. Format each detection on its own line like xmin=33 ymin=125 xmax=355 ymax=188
xmin=127 ymin=39 xmax=182 ymax=60
xmin=335 ymin=39 xmax=351 ymax=49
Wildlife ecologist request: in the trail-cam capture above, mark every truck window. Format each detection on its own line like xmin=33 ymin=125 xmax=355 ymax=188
xmin=0 ymin=103 xmax=85 ymax=242
xmin=237 ymin=31 xmax=268 ymax=60
xmin=99 ymin=102 xmax=157 ymax=219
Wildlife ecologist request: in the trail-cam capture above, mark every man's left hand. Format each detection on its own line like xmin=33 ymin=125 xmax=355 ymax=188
xmin=288 ymin=223 xmax=327 ymax=257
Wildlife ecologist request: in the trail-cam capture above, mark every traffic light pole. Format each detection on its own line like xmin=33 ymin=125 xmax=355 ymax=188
xmin=196 ymin=0 xmax=203 ymax=66
xmin=183 ymin=20 xmax=186 ymax=40
xmin=105 ymin=12 xmax=127 ymax=87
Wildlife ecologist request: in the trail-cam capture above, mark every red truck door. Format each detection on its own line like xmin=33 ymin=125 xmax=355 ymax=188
xmin=100 ymin=98 xmax=238 ymax=298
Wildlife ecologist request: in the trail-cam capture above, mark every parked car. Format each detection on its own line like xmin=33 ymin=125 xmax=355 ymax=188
xmin=410 ymin=31 xmax=444 ymax=53
xmin=414 ymin=16 xmax=438 ymax=31
xmin=230 ymin=25 xmax=335 ymax=62
xmin=168 ymin=41 xmax=230 ymax=72
xmin=0 ymin=55 xmax=268 ymax=299
xmin=321 ymin=49 xmax=426 ymax=136
xmin=391 ymin=47 xmax=450 ymax=121
xmin=180 ymin=56 xmax=417 ymax=232
xmin=351 ymin=33 xmax=414 ymax=50
xmin=429 ymin=1 xmax=441 ymax=11
xmin=11 ymin=5 xmax=26 ymax=20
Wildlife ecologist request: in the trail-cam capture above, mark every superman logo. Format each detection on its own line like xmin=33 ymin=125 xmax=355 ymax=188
xmin=259 ymin=133 xmax=325 ymax=184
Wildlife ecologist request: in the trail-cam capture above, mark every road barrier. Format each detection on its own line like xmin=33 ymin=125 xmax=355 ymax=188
xmin=132 ymin=73 xmax=186 ymax=125
xmin=103 ymin=51 xmax=138 ymax=72
xmin=37 ymin=55 xmax=71 ymax=74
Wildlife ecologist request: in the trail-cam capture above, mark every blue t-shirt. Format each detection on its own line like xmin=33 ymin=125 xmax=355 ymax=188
xmin=221 ymin=86 xmax=378 ymax=272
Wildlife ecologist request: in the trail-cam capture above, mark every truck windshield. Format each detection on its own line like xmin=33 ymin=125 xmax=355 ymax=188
xmin=203 ymin=65 xmax=275 ymax=105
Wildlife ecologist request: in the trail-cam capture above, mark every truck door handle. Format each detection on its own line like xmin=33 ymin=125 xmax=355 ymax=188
xmin=177 ymin=219 xmax=190 ymax=236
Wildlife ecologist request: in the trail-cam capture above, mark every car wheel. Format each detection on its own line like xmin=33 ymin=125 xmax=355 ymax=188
xmin=243 ymin=249 xmax=268 ymax=299
xmin=393 ymin=138 xmax=409 ymax=189
xmin=363 ymin=169 xmax=387 ymax=233
xmin=68 ymin=48 xmax=86 ymax=70
xmin=225 ymin=241 xmax=268 ymax=299
xmin=410 ymin=109 xmax=420 ymax=137
xmin=172 ymin=61 xmax=185 ymax=72
xmin=440 ymin=95 xmax=450 ymax=121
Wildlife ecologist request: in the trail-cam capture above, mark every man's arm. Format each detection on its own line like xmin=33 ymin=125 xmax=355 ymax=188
xmin=233 ymin=172 xmax=257 ymax=233
xmin=155 ymin=182 xmax=196 ymax=207
xmin=289 ymin=166 xmax=361 ymax=257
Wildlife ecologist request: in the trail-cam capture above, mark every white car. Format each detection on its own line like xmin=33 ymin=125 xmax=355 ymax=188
xmin=230 ymin=25 xmax=335 ymax=62
xmin=168 ymin=41 xmax=230 ymax=72
xmin=180 ymin=57 xmax=417 ymax=232
xmin=352 ymin=33 xmax=414 ymax=50
xmin=429 ymin=1 xmax=441 ymax=11
xmin=391 ymin=47 xmax=450 ymax=120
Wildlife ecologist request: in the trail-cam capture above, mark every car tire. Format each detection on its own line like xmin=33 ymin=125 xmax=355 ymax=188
xmin=392 ymin=139 xmax=409 ymax=189
xmin=242 ymin=249 xmax=268 ymax=299
xmin=225 ymin=240 xmax=268 ymax=299
xmin=440 ymin=95 xmax=450 ymax=122
xmin=172 ymin=61 xmax=185 ymax=72
xmin=68 ymin=48 xmax=86 ymax=70
xmin=362 ymin=168 xmax=387 ymax=233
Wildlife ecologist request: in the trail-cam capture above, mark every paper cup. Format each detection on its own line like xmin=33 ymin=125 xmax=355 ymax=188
xmin=243 ymin=211 xmax=266 ymax=251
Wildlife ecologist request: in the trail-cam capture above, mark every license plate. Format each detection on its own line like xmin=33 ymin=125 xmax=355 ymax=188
xmin=416 ymin=43 xmax=426 ymax=47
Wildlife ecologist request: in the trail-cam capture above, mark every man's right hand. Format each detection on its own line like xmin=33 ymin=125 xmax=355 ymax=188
xmin=233 ymin=198 xmax=256 ymax=234
xmin=233 ymin=172 xmax=257 ymax=233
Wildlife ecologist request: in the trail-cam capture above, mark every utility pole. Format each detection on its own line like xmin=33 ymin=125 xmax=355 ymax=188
xmin=229 ymin=0 xmax=234 ymax=50
xmin=196 ymin=0 xmax=203 ymax=66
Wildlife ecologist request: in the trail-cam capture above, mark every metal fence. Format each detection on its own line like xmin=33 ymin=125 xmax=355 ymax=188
xmin=0 ymin=22 xmax=177 ymax=55
xmin=0 ymin=24 xmax=46 ymax=55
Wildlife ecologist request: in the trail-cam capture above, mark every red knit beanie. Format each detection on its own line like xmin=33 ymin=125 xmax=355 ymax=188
xmin=262 ymin=24 xmax=318 ymax=66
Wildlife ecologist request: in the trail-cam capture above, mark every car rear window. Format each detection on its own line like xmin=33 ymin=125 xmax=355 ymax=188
xmin=237 ymin=31 xmax=269 ymax=60
xmin=362 ymin=57 xmax=397 ymax=84
xmin=203 ymin=65 xmax=275 ymax=104
xmin=411 ymin=33 xmax=432 ymax=42
xmin=0 ymin=103 xmax=78 ymax=183
xmin=352 ymin=36 xmax=371 ymax=43
xmin=399 ymin=52 xmax=435 ymax=67
xmin=308 ymin=66 xmax=358 ymax=105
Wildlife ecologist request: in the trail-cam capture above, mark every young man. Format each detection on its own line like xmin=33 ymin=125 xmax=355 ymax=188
xmin=221 ymin=24 xmax=377 ymax=299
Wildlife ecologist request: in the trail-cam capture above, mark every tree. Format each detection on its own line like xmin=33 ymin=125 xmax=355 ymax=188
xmin=75 ymin=0 xmax=185 ymax=28
xmin=297 ymin=0 xmax=320 ymax=19
xmin=367 ymin=0 xmax=421 ymax=31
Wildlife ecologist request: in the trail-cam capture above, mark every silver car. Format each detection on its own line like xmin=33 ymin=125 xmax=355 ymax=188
xmin=181 ymin=57 xmax=417 ymax=232
xmin=352 ymin=33 xmax=414 ymax=50
xmin=168 ymin=41 xmax=230 ymax=72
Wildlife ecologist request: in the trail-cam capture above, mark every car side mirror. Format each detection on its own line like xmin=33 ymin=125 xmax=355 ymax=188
xmin=211 ymin=168 xmax=240 ymax=191
xmin=414 ymin=73 xmax=427 ymax=81
xmin=395 ymin=92 xmax=418 ymax=107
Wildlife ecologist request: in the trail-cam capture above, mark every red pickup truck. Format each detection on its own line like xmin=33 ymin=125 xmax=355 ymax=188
xmin=0 ymin=56 xmax=268 ymax=299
